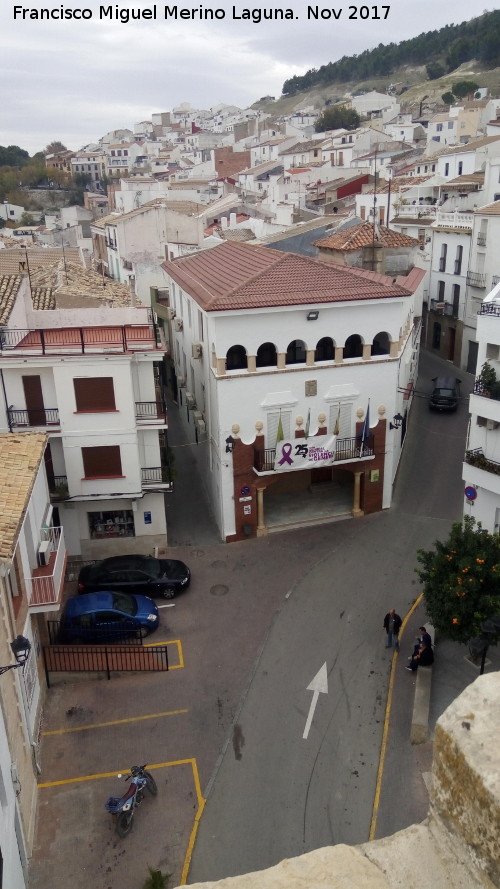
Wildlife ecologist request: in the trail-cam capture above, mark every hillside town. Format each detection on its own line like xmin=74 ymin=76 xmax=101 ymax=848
xmin=2 ymin=86 xmax=500 ymax=889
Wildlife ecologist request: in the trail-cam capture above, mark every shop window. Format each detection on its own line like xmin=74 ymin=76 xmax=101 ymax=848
xmin=82 ymin=445 xmax=122 ymax=478
xmin=74 ymin=377 xmax=116 ymax=412
xmin=88 ymin=510 xmax=135 ymax=539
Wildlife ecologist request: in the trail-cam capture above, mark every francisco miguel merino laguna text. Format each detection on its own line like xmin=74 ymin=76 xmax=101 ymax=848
xmin=13 ymin=4 xmax=300 ymax=21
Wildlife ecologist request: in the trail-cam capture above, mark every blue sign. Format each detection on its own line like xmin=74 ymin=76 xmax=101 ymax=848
xmin=464 ymin=486 xmax=477 ymax=501
xmin=240 ymin=485 xmax=250 ymax=496
xmin=144 ymin=511 xmax=152 ymax=524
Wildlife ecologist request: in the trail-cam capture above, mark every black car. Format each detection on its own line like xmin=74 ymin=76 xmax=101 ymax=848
xmin=429 ymin=376 xmax=461 ymax=412
xmin=78 ymin=554 xmax=191 ymax=600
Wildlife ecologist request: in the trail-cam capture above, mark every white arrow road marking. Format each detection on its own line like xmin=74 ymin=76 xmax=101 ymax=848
xmin=303 ymin=662 xmax=328 ymax=740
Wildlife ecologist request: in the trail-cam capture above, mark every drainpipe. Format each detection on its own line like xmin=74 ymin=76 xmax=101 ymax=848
xmin=0 ymin=369 xmax=13 ymax=432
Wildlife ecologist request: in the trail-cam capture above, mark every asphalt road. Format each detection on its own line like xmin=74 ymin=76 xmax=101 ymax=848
xmin=187 ymin=350 xmax=472 ymax=883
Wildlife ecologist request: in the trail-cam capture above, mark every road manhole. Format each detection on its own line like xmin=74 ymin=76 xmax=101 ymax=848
xmin=210 ymin=584 xmax=229 ymax=596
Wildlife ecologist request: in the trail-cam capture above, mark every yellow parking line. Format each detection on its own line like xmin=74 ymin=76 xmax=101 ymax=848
xmin=38 ymin=757 xmax=200 ymax=788
xmin=369 ymin=593 xmax=423 ymax=840
xmin=42 ymin=708 xmax=188 ymax=736
xmin=144 ymin=637 xmax=184 ymax=669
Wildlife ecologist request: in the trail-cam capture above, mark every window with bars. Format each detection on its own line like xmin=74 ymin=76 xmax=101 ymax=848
xmin=74 ymin=377 xmax=116 ymax=412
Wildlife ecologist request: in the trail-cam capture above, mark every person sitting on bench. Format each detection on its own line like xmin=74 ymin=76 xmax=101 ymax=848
xmin=406 ymin=640 xmax=434 ymax=672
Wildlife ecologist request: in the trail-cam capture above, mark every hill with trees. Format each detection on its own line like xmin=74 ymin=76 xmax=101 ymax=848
xmin=282 ymin=10 xmax=500 ymax=97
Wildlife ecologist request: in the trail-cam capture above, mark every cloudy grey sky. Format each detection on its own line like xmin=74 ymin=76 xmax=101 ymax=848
xmin=0 ymin=1 xmax=495 ymax=153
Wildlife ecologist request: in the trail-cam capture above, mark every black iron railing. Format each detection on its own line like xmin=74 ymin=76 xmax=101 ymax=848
xmin=467 ymin=271 xmax=486 ymax=288
xmin=473 ymin=380 xmax=500 ymax=401
xmin=8 ymin=407 xmax=59 ymax=427
xmin=254 ymin=435 xmax=374 ymax=472
xmin=479 ymin=302 xmax=500 ymax=317
xmin=0 ymin=322 xmax=160 ymax=355
xmin=49 ymin=476 xmax=69 ymax=501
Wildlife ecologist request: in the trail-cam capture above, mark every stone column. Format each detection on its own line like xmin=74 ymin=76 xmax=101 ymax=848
xmin=306 ymin=349 xmax=315 ymax=366
xmin=362 ymin=343 xmax=371 ymax=360
xmin=277 ymin=353 xmax=286 ymax=369
xmin=247 ymin=355 xmax=257 ymax=373
xmin=216 ymin=357 xmax=226 ymax=376
xmin=256 ymin=488 xmax=267 ymax=536
xmin=390 ymin=341 xmax=398 ymax=357
xmin=335 ymin=346 xmax=343 ymax=364
xmin=352 ymin=471 xmax=364 ymax=517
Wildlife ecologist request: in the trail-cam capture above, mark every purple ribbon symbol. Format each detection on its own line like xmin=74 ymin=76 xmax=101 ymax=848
xmin=278 ymin=443 xmax=293 ymax=466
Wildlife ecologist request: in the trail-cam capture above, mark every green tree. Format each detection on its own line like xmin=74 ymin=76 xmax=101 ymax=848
xmin=19 ymin=211 xmax=35 ymax=226
xmin=45 ymin=140 xmax=67 ymax=155
xmin=416 ymin=516 xmax=500 ymax=643
xmin=442 ymin=91 xmax=456 ymax=105
xmin=451 ymin=79 xmax=480 ymax=99
xmin=315 ymin=106 xmax=360 ymax=132
xmin=426 ymin=61 xmax=445 ymax=80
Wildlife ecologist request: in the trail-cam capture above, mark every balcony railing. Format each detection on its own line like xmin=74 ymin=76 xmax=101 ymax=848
xmin=492 ymin=275 xmax=500 ymax=288
xmin=27 ymin=526 xmax=67 ymax=609
xmin=8 ymin=407 xmax=59 ymax=428
xmin=49 ymin=476 xmax=69 ymax=501
xmin=434 ymin=211 xmax=474 ymax=230
xmin=478 ymin=303 xmax=500 ymax=317
xmin=430 ymin=299 xmax=453 ymax=316
xmin=254 ymin=435 xmax=374 ymax=472
xmin=135 ymin=401 xmax=167 ymax=423
xmin=438 ymin=258 xmax=446 ymax=272
xmin=477 ymin=233 xmax=487 ymax=246
xmin=141 ymin=467 xmax=174 ymax=491
xmin=105 ymin=239 xmax=117 ymax=250
xmin=473 ymin=379 xmax=500 ymax=401
xmin=467 ymin=271 xmax=486 ymax=288
xmin=465 ymin=448 xmax=500 ymax=477
xmin=0 ymin=321 xmax=161 ymax=356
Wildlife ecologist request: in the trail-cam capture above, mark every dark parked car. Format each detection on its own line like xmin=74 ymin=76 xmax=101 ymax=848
xmin=78 ymin=554 xmax=191 ymax=599
xmin=59 ymin=591 xmax=159 ymax=643
xmin=429 ymin=376 xmax=461 ymax=412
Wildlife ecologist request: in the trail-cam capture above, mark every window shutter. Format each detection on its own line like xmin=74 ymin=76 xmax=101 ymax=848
xmin=74 ymin=378 xmax=116 ymax=411
xmin=267 ymin=411 xmax=291 ymax=448
xmin=82 ymin=446 xmax=122 ymax=477
xmin=329 ymin=403 xmax=352 ymax=437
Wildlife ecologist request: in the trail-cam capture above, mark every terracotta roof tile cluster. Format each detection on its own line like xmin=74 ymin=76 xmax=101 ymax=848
xmin=31 ymin=287 xmax=56 ymax=310
xmin=313 ymin=222 xmax=419 ymax=251
xmin=0 ymin=247 xmax=81 ymax=276
xmin=476 ymin=200 xmax=500 ymax=215
xmin=0 ymin=275 xmax=23 ymax=324
xmin=162 ymin=241 xmax=410 ymax=312
xmin=0 ymin=433 xmax=47 ymax=564
xmin=439 ymin=134 xmax=500 ymax=157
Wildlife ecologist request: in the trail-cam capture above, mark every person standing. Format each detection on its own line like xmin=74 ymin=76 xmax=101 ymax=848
xmin=383 ymin=609 xmax=402 ymax=651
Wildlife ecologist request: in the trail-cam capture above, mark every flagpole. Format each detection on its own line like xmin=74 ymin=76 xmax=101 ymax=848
xmin=360 ymin=399 xmax=370 ymax=458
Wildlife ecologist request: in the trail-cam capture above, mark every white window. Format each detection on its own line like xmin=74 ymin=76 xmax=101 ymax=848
xmin=267 ymin=411 xmax=291 ymax=448
xmin=329 ymin=403 xmax=352 ymax=437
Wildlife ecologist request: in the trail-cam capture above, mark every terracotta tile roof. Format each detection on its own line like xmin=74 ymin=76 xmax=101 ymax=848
xmin=444 ymin=171 xmax=485 ymax=189
xmin=0 ymin=275 xmax=24 ymax=324
xmin=31 ymin=287 xmax=55 ymax=310
xmin=439 ymin=135 xmax=500 ymax=156
xmin=0 ymin=248 xmax=81 ymax=275
xmin=279 ymin=138 xmax=328 ymax=155
xmin=0 ymin=433 xmax=47 ymax=564
xmin=313 ymin=222 xmax=419 ymax=251
xmin=162 ymin=241 xmax=410 ymax=312
xmin=219 ymin=228 xmax=255 ymax=242
xmin=476 ymin=200 xmax=500 ymax=215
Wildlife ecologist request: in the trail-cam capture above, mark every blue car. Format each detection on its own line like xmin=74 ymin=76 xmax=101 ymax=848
xmin=59 ymin=591 xmax=159 ymax=643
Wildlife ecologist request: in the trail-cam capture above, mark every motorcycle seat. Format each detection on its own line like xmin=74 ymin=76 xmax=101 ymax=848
xmin=104 ymin=784 xmax=137 ymax=812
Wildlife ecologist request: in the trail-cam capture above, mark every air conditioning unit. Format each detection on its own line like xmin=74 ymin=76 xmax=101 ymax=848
xmin=177 ymin=376 xmax=186 ymax=387
xmin=166 ymin=307 xmax=176 ymax=320
xmin=174 ymin=317 xmax=183 ymax=332
xmin=196 ymin=418 xmax=207 ymax=435
xmin=186 ymin=392 xmax=196 ymax=410
xmin=37 ymin=540 xmax=51 ymax=567
xmin=192 ymin=342 xmax=202 ymax=359
xmin=487 ymin=419 xmax=499 ymax=430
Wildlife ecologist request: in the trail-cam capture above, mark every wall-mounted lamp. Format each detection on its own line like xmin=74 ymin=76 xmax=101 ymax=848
xmin=0 ymin=636 xmax=31 ymax=676
xmin=307 ymin=311 xmax=319 ymax=321
xmin=390 ymin=413 xmax=404 ymax=430
xmin=225 ymin=435 xmax=235 ymax=454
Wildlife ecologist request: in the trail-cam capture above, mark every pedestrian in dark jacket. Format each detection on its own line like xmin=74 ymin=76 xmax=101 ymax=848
xmin=406 ymin=641 xmax=434 ymax=671
xmin=410 ymin=626 xmax=433 ymax=658
xmin=383 ymin=609 xmax=402 ymax=651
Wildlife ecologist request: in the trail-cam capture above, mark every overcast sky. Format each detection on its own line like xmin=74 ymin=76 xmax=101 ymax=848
xmin=0 ymin=2 xmax=496 ymax=154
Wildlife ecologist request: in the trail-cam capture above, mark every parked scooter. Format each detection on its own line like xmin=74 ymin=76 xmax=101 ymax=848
xmin=105 ymin=764 xmax=158 ymax=836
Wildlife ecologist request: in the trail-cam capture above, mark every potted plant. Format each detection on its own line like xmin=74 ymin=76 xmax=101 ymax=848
xmin=478 ymin=362 xmax=497 ymax=396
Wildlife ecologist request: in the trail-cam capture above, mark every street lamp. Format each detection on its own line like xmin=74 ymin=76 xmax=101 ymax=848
xmin=225 ymin=435 xmax=235 ymax=454
xmin=390 ymin=413 xmax=404 ymax=430
xmin=468 ymin=614 xmax=500 ymax=675
xmin=0 ymin=636 xmax=31 ymax=676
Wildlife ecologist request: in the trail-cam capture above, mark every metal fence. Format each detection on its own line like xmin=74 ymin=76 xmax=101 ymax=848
xmin=42 ymin=644 xmax=169 ymax=687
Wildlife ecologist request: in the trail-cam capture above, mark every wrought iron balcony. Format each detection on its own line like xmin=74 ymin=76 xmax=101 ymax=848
xmin=473 ymin=379 xmax=500 ymax=401
xmin=478 ymin=303 xmax=500 ymax=317
xmin=467 ymin=271 xmax=486 ymax=288
xmin=492 ymin=275 xmax=500 ymax=288
xmin=27 ymin=526 xmax=67 ymax=610
xmin=477 ymin=233 xmax=487 ymax=246
xmin=49 ymin=476 xmax=69 ymax=501
xmin=430 ymin=299 xmax=453 ymax=316
xmin=254 ymin=435 xmax=374 ymax=473
xmin=135 ymin=401 xmax=167 ymax=423
xmin=8 ymin=407 xmax=60 ymax=428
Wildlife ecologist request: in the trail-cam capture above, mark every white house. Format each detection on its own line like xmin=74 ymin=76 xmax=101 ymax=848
xmin=0 ymin=276 xmax=170 ymax=559
xmin=160 ymin=241 xmax=420 ymax=542
xmin=463 ymin=283 xmax=500 ymax=531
